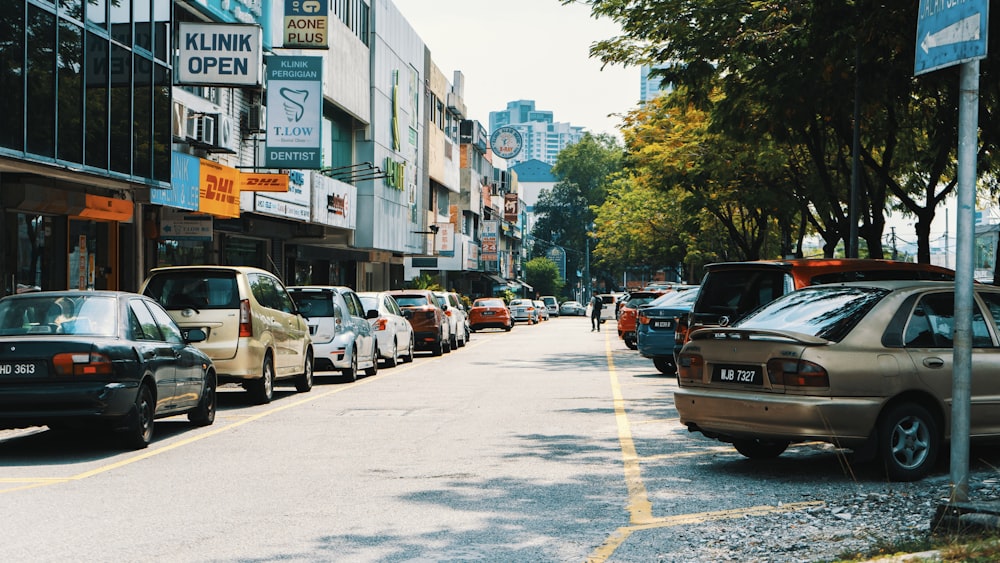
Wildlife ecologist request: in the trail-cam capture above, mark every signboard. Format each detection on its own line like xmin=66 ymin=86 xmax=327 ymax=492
xmin=311 ymin=172 xmax=357 ymax=230
xmin=240 ymin=172 xmax=289 ymax=192
xmin=434 ymin=222 xmax=455 ymax=254
xmin=915 ymin=0 xmax=989 ymax=75
xmin=504 ymin=193 xmax=519 ymax=223
xmin=198 ymin=158 xmax=241 ymax=218
xmin=264 ymin=55 xmax=323 ymax=168
xmin=546 ymin=246 xmax=567 ymax=281
xmin=254 ymin=169 xmax=311 ymax=221
xmin=155 ymin=152 xmax=201 ymax=210
xmin=284 ymin=0 xmax=327 ymax=48
xmin=482 ymin=220 xmax=498 ymax=263
xmin=490 ymin=126 xmax=523 ymax=160
xmin=177 ymin=23 xmax=263 ymax=86
xmin=159 ymin=207 xmax=214 ymax=241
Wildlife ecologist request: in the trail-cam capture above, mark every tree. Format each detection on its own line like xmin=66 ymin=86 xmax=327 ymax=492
xmin=580 ymin=0 xmax=1000 ymax=261
xmin=524 ymin=257 xmax=564 ymax=298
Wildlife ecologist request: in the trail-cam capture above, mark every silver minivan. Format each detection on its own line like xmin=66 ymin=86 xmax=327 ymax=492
xmin=288 ymin=286 xmax=379 ymax=381
xmin=141 ymin=266 xmax=314 ymax=404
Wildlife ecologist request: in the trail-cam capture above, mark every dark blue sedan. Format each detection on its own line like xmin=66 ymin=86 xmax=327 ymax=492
xmin=635 ymin=289 xmax=699 ymax=374
xmin=0 ymin=291 xmax=216 ymax=448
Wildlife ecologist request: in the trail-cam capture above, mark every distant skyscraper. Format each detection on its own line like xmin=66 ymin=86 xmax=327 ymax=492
xmin=489 ymin=100 xmax=585 ymax=166
xmin=640 ymin=64 xmax=673 ymax=102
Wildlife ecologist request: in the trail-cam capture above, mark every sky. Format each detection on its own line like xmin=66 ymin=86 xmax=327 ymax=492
xmin=391 ymin=0 xmax=642 ymax=138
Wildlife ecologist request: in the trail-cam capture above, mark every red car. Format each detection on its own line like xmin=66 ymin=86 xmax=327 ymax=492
xmin=617 ymin=291 xmax=667 ymax=349
xmin=468 ymin=298 xmax=513 ymax=332
xmin=386 ymin=289 xmax=450 ymax=356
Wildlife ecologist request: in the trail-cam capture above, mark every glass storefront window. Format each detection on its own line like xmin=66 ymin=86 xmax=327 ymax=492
xmin=156 ymin=240 xmax=211 ymax=266
xmin=223 ymin=236 xmax=268 ymax=269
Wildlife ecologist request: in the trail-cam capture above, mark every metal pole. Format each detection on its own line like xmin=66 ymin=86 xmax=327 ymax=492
xmin=848 ymin=43 xmax=862 ymax=258
xmin=950 ymin=59 xmax=979 ymax=504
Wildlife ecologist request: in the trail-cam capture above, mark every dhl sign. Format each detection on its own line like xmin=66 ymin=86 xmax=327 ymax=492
xmin=240 ymin=172 xmax=289 ymax=193
xmin=198 ymin=159 xmax=240 ymax=218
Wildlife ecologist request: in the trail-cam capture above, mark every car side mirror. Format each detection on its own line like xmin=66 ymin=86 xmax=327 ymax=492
xmin=183 ymin=328 xmax=207 ymax=343
xmin=401 ymin=309 xmax=413 ymax=319
xmin=366 ymin=309 xmax=379 ymax=320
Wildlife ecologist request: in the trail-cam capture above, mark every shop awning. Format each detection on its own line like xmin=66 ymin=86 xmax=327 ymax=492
xmin=513 ymin=279 xmax=534 ymax=292
xmin=481 ymin=273 xmax=507 ymax=285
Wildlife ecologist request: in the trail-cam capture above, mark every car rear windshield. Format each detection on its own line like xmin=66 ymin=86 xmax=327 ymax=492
xmin=735 ymin=286 xmax=889 ymax=341
xmin=0 ymin=295 xmax=118 ymax=336
xmin=393 ymin=295 xmax=429 ymax=307
xmin=695 ymin=269 xmax=792 ymax=322
xmin=145 ymin=272 xmax=240 ymax=310
xmin=288 ymin=290 xmax=336 ymax=317
xmin=475 ymin=299 xmax=504 ymax=307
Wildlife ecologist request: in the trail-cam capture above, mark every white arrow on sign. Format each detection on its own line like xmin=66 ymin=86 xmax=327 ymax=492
xmin=921 ymin=13 xmax=981 ymax=53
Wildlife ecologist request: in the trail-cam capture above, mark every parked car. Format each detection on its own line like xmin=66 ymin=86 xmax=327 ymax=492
xmin=288 ymin=286 xmax=379 ymax=381
xmin=533 ymin=300 xmax=550 ymax=321
xmin=616 ymin=290 xmax=668 ymax=349
xmin=678 ymin=258 xmax=957 ymax=351
xmin=469 ymin=298 xmax=513 ymax=332
xmin=0 ymin=291 xmax=216 ymax=448
xmin=559 ymin=300 xmax=586 ymax=316
xmin=636 ymin=288 xmax=700 ymax=374
xmin=434 ymin=291 xmax=469 ymax=349
xmin=387 ymin=289 xmax=450 ymax=356
xmin=508 ymin=299 xmax=538 ymax=324
xmin=141 ymin=266 xmax=313 ymax=404
xmin=540 ymin=296 xmax=559 ymax=317
xmin=675 ymin=280 xmax=1000 ymax=482
xmin=358 ymin=291 xmax=415 ymax=367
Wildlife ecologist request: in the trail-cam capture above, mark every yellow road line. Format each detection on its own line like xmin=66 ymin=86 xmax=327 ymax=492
xmin=589 ymin=330 xmax=825 ymax=562
xmin=1 ymin=359 xmax=426 ymax=494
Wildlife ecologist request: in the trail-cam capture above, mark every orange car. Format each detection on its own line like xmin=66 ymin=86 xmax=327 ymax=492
xmin=469 ymin=298 xmax=513 ymax=332
xmin=386 ymin=289 xmax=450 ymax=356
xmin=616 ymin=291 xmax=666 ymax=349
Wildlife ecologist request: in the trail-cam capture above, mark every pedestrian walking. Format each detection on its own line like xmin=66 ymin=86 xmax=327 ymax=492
xmin=590 ymin=294 xmax=604 ymax=331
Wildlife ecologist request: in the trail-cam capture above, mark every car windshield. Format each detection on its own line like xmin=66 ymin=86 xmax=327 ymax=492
xmin=735 ymin=285 xmax=889 ymax=341
xmin=474 ymin=299 xmax=504 ymax=307
xmin=358 ymin=296 xmax=377 ymax=311
xmin=393 ymin=295 xmax=429 ymax=307
xmin=648 ymin=290 xmax=699 ymax=308
xmin=0 ymin=294 xmax=118 ymax=336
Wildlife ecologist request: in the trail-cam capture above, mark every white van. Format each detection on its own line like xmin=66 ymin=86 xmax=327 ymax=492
xmin=540 ymin=296 xmax=559 ymax=317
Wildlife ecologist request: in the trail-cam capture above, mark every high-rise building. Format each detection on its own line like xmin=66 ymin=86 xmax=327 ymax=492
xmin=488 ymin=100 xmax=585 ymax=167
xmin=640 ymin=64 xmax=673 ymax=102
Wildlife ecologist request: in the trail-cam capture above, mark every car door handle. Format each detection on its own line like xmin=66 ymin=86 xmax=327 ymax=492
xmin=923 ymin=357 xmax=945 ymax=369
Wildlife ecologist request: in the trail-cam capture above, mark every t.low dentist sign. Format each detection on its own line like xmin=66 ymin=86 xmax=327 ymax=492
xmin=264 ymin=55 xmax=323 ymax=169
xmin=177 ymin=23 xmax=263 ymax=86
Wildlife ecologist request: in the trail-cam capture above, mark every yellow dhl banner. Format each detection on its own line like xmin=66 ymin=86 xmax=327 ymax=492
xmin=240 ymin=172 xmax=289 ymax=193
xmin=198 ymin=159 xmax=240 ymax=218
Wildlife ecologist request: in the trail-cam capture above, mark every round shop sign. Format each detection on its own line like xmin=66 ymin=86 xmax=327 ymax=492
xmin=490 ymin=126 xmax=523 ymax=160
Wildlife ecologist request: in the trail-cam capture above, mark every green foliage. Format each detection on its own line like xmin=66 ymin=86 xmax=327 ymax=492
xmin=524 ymin=257 xmax=565 ymax=298
xmin=406 ymin=273 xmax=443 ymax=291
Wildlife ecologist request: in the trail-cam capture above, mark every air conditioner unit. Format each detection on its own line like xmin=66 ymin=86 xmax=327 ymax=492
xmin=188 ymin=114 xmax=216 ymax=145
xmin=247 ymin=104 xmax=266 ymax=133
xmin=217 ymin=115 xmax=235 ymax=150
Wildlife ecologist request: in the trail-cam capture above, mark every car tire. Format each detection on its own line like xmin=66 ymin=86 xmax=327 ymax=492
xmin=432 ymin=337 xmax=443 ymax=357
xmin=385 ymin=339 xmax=398 ymax=368
xmin=653 ymin=358 xmax=676 ymax=375
xmin=450 ymin=332 xmax=458 ymax=350
xmin=188 ymin=371 xmax=217 ymax=426
xmin=249 ymin=354 xmax=275 ymax=404
xmin=733 ymin=438 xmax=789 ymax=459
xmin=625 ymin=334 xmax=638 ymax=350
xmin=505 ymin=322 xmax=512 ymax=332
xmin=403 ymin=335 xmax=415 ymax=363
xmin=342 ymin=347 xmax=359 ymax=381
xmin=295 ymin=350 xmax=314 ymax=392
xmin=364 ymin=345 xmax=379 ymax=377
xmin=877 ymin=402 xmax=940 ymax=482
xmin=120 ymin=383 xmax=155 ymax=449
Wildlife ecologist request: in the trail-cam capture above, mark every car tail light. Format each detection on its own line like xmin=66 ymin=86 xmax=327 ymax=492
xmin=675 ymin=317 xmax=690 ymax=344
xmin=766 ymin=359 xmax=829 ymax=387
xmin=445 ymin=309 xmax=453 ymax=317
xmin=373 ymin=318 xmax=388 ymax=331
xmin=677 ymin=353 xmax=703 ymax=380
xmin=53 ymin=352 xmax=113 ymax=376
xmin=239 ymin=299 xmax=252 ymax=337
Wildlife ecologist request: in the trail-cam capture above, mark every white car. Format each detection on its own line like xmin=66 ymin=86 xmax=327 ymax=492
xmin=358 ymin=291 xmax=415 ymax=367
xmin=533 ymin=300 xmax=550 ymax=321
xmin=433 ymin=291 xmax=470 ymax=349
xmin=540 ymin=295 xmax=559 ymax=317
xmin=287 ymin=286 xmax=379 ymax=382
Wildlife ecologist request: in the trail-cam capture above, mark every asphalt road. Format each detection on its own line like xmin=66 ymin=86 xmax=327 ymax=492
xmin=3 ymin=315 xmax=1000 ymax=562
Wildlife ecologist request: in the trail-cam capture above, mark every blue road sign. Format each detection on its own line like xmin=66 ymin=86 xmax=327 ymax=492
xmin=915 ymin=0 xmax=989 ymax=76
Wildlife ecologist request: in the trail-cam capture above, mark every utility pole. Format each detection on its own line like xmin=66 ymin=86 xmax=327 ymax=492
xmin=891 ymin=226 xmax=898 ymax=260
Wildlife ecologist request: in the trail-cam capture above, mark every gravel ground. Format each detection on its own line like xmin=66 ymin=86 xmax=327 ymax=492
xmin=631 ymin=474 xmax=1000 ymax=563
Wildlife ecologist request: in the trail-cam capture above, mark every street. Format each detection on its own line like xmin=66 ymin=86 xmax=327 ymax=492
xmin=4 ymin=316 xmax=1000 ymax=562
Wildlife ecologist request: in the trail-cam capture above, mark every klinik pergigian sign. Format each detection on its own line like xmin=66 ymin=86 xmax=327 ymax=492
xmin=264 ymin=55 xmax=323 ymax=168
